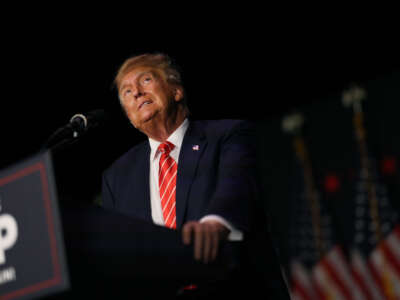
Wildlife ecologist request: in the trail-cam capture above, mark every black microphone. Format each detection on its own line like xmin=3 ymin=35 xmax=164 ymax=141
xmin=68 ymin=109 xmax=107 ymax=135
xmin=42 ymin=109 xmax=107 ymax=151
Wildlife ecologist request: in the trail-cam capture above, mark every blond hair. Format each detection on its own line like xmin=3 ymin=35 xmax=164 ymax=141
xmin=114 ymin=53 xmax=183 ymax=93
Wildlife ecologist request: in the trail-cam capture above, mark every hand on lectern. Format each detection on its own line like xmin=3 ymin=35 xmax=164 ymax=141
xmin=182 ymin=220 xmax=229 ymax=264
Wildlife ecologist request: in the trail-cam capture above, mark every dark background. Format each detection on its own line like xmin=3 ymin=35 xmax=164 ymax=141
xmin=1 ymin=14 xmax=399 ymax=298
xmin=1 ymin=18 xmax=399 ymax=200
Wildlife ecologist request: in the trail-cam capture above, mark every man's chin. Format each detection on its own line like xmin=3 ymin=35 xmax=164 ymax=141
xmin=133 ymin=115 xmax=156 ymax=131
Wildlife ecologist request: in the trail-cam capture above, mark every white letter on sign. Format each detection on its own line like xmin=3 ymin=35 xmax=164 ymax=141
xmin=0 ymin=214 xmax=18 ymax=264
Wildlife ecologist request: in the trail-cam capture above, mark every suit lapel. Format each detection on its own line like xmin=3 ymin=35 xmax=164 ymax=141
xmin=176 ymin=122 xmax=207 ymax=228
xmin=133 ymin=141 xmax=152 ymax=222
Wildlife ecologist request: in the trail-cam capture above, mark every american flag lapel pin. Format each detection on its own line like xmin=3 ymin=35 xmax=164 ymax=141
xmin=192 ymin=145 xmax=199 ymax=151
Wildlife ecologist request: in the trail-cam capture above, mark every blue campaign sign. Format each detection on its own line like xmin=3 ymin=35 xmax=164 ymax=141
xmin=0 ymin=151 xmax=69 ymax=299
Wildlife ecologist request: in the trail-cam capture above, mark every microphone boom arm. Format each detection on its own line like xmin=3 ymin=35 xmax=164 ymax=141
xmin=40 ymin=109 xmax=106 ymax=153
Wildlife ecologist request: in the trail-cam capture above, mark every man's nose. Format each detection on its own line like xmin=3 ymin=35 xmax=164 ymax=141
xmin=133 ymin=85 xmax=144 ymax=99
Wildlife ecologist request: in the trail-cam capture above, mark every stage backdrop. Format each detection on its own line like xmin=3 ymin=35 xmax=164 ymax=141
xmin=256 ymin=71 xmax=400 ymax=299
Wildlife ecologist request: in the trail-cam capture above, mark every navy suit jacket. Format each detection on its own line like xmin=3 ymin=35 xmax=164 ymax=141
xmin=101 ymin=119 xmax=290 ymax=298
xmin=101 ymin=119 xmax=258 ymax=233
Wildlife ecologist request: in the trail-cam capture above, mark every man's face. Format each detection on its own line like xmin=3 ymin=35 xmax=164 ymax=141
xmin=119 ymin=66 xmax=183 ymax=130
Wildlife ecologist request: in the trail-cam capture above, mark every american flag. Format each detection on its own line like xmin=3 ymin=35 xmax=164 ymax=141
xmin=288 ymin=158 xmax=361 ymax=300
xmin=350 ymin=157 xmax=400 ymax=299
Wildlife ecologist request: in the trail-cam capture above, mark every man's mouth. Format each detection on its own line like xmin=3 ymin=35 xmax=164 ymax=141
xmin=139 ymin=100 xmax=153 ymax=110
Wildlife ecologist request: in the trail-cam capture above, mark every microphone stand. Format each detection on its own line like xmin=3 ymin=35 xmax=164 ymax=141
xmin=40 ymin=110 xmax=106 ymax=154
xmin=39 ymin=110 xmax=107 ymax=207
xmin=40 ymin=127 xmax=89 ymax=154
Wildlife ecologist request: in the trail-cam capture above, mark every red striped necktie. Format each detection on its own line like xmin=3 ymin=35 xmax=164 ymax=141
xmin=158 ymin=141 xmax=177 ymax=229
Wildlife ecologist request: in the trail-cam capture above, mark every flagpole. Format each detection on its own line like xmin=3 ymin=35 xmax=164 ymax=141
xmin=352 ymin=103 xmax=383 ymax=244
xmin=293 ymin=135 xmax=325 ymax=258
xmin=283 ymin=112 xmax=364 ymax=299
xmin=282 ymin=114 xmax=325 ymax=259
xmin=343 ymin=85 xmax=396 ymax=299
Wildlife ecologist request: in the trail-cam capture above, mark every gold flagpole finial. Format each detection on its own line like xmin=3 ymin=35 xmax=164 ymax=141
xmin=282 ymin=112 xmax=305 ymax=134
xmin=342 ymin=84 xmax=367 ymax=113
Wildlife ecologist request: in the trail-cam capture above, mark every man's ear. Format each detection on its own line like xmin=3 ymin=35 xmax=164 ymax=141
xmin=174 ymin=86 xmax=184 ymax=102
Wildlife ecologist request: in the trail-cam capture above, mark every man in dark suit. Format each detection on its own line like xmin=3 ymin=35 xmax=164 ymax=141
xmin=101 ymin=53 xmax=289 ymax=298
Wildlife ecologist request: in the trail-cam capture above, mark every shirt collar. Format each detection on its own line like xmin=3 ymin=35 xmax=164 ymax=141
xmin=149 ymin=118 xmax=189 ymax=160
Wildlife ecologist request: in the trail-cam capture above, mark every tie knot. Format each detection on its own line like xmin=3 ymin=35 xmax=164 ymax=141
xmin=158 ymin=141 xmax=175 ymax=155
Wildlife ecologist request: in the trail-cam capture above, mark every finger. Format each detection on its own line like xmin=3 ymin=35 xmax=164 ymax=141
xmin=202 ymin=225 xmax=211 ymax=264
xmin=182 ymin=222 xmax=194 ymax=245
xmin=194 ymin=224 xmax=203 ymax=261
xmin=210 ymin=229 xmax=219 ymax=262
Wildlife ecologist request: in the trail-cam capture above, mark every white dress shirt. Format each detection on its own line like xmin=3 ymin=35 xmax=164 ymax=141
xmin=148 ymin=118 xmax=243 ymax=241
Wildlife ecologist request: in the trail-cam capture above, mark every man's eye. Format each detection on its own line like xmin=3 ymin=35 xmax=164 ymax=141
xmin=143 ymin=77 xmax=152 ymax=84
xmin=123 ymin=89 xmax=132 ymax=97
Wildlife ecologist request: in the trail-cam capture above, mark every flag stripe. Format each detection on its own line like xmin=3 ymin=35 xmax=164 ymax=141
xmin=351 ymin=249 xmax=385 ymax=300
xmin=368 ymin=259 xmax=389 ymax=299
xmin=380 ymin=233 xmax=400 ymax=277
xmin=291 ymin=261 xmax=315 ymax=300
xmin=325 ymin=247 xmax=364 ymax=300
xmin=387 ymin=227 xmax=400 ymax=261
xmin=292 ymin=282 xmax=312 ymax=300
xmin=370 ymin=247 xmax=400 ymax=298
xmin=313 ymin=264 xmax=347 ymax=300
xmin=320 ymin=259 xmax=353 ymax=299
